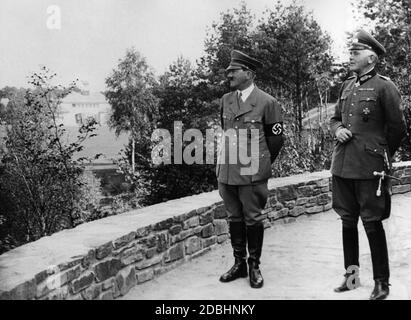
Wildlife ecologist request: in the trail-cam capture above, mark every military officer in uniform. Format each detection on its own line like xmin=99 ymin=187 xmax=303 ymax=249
xmin=217 ymin=50 xmax=284 ymax=288
xmin=330 ymin=30 xmax=407 ymax=300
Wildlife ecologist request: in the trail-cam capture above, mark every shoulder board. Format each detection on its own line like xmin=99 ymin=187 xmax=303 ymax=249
xmin=378 ymin=75 xmax=391 ymax=81
xmin=347 ymin=75 xmax=356 ymax=80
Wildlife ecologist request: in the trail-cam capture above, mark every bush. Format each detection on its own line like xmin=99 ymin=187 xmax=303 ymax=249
xmin=144 ymin=164 xmax=218 ymax=205
xmin=73 ymin=170 xmax=104 ymax=224
xmin=272 ymin=95 xmax=334 ymax=177
xmin=396 ymin=96 xmax=411 ymax=161
xmin=0 ymin=68 xmax=103 ymax=254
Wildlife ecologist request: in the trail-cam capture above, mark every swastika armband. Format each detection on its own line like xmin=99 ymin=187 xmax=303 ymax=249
xmin=264 ymin=122 xmax=283 ymax=136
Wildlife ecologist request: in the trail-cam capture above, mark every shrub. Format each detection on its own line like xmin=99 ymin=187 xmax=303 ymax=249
xmin=0 ymin=68 xmax=103 ymax=254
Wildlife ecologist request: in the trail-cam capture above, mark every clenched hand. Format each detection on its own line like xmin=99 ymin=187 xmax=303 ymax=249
xmin=335 ymin=127 xmax=352 ymax=143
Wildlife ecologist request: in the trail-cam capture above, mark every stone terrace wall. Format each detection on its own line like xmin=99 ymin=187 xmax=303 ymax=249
xmin=1 ymin=162 xmax=411 ymax=300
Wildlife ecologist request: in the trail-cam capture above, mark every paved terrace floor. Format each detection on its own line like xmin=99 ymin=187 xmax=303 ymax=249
xmin=122 ymin=193 xmax=411 ymax=300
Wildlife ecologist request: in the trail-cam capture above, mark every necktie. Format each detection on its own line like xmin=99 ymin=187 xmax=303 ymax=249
xmin=238 ymin=91 xmax=242 ymax=103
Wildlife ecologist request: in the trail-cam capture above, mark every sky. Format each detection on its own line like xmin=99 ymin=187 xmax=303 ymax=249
xmin=0 ymin=0 xmax=362 ymax=92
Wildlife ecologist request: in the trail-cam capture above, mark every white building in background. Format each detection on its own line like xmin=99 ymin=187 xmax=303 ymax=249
xmin=57 ymin=91 xmax=111 ymax=127
xmin=0 ymin=98 xmax=9 ymax=107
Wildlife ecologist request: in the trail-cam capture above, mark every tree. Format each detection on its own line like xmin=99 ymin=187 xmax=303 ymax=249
xmin=105 ymin=48 xmax=159 ymax=172
xmin=356 ymin=0 xmax=411 ymax=159
xmin=156 ymin=56 xmax=217 ymax=131
xmin=0 ymin=68 xmax=102 ymax=253
xmin=255 ymin=1 xmax=334 ymax=130
xmin=197 ymin=2 xmax=256 ymax=100
xmin=145 ymin=57 xmax=219 ymax=204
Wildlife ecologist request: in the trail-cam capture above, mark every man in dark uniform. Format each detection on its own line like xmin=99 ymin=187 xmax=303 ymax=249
xmin=217 ymin=50 xmax=284 ymax=288
xmin=330 ymin=30 xmax=407 ymax=300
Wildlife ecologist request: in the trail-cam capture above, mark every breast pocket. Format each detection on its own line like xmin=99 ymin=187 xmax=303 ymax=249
xmin=243 ymin=116 xmax=263 ymax=129
xmin=359 ymin=93 xmax=377 ymax=117
xmin=222 ymin=113 xmax=234 ymax=129
xmin=243 ymin=116 xmax=263 ymax=142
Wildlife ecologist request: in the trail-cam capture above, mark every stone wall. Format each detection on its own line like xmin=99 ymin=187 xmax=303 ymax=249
xmin=1 ymin=162 xmax=411 ymax=300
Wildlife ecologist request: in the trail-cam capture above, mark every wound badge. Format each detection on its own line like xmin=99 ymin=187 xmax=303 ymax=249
xmin=362 ymin=107 xmax=370 ymax=122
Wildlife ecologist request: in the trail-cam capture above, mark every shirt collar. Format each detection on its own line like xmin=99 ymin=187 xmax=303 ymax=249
xmin=238 ymin=83 xmax=255 ymax=102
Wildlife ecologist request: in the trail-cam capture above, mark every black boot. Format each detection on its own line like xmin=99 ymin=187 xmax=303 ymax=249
xmin=364 ymin=222 xmax=390 ymax=300
xmin=334 ymin=270 xmax=361 ymax=292
xmin=335 ymin=225 xmax=360 ymax=292
xmin=342 ymin=225 xmax=359 ymax=271
xmin=247 ymin=224 xmax=264 ymax=288
xmin=370 ymin=280 xmax=390 ymax=300
xmin=220 ymin=222 xmax=248 ymax=282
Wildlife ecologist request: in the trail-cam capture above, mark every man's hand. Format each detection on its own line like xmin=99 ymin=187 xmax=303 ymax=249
xmin=335 ymin=127 xmax=353 ymax=143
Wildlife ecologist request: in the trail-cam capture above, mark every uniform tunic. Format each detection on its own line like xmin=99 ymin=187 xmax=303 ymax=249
xmin=217 ymin=86 xmax=282 ymax=185
xmin=330 ymin=71 xmax=407 ymax=221
xmin=217 ymin=85 xmax=283 ymax=225
xmin=330 ymin=73 xmax=406 ymax=179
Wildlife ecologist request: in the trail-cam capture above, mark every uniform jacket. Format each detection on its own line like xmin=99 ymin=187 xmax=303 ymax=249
xmin=216 ymin=86 xmax=282 ymax=185
xmin=330 ymin=73 xmax=407 ymax=179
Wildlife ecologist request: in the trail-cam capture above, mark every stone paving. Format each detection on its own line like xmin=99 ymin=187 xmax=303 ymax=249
xmin=122 ymin=193 xmax=411 ymax=300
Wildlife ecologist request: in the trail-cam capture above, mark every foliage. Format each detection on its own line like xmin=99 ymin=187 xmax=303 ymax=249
xmin=105 ymin=53 xmax=221 ymax=205
xmin=104 ymin=48 xmax=159 ymax=170
xmin=0 ymin=86 xmax=27 ymax=124
xmin=254 ymin=1 xmax=334 ymax=129
xmin=156 ymin=57 xmax=218 ymax=132
xmin=356 ymin=0 xmax=411 ymax=160
xmin=74 ymin=170 xmax=104 ymax=222
xmin=114 ymin=147 xmax=151 ymax=205
xmin=0 ymin=68 xmax=102 ymax=254
xmin=142 ymin=57 xmax=218 ymax=204
xmin=108 ymin=193 xmax=143 ymax=215
xmin=272 ymin=97 xmax=333 ymax=177
xmin=104 ymin=48 xmax=165 ymax=205
xmin=199 ymin=3 xmax=256 ymax=95
xmin=105 ymin=47 xmax=158 ymax=138
xmin=127 ymin=57 xmax=218 ymax=205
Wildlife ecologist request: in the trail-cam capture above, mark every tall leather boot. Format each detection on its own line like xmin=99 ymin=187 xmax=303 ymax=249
xmin=219 ymin=221 xmax=248 ymax=282
xmin=247 ymin=223 xmax=264 ymax=288
xmin=365 ymin=222 xmax=390 ymax=300
xmin=335 ymin=225 xmax=360 ymax=292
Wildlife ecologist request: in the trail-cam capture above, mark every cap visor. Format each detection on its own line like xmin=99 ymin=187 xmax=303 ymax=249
xmin=226 ymin=66 xmax=243 ymax=71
